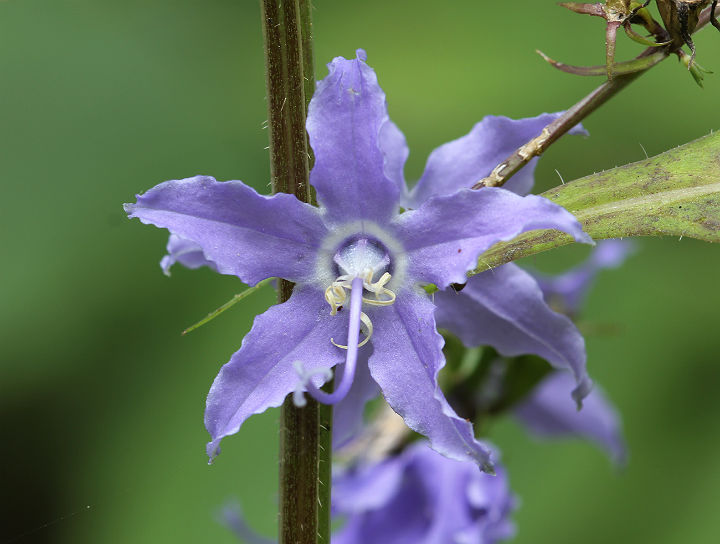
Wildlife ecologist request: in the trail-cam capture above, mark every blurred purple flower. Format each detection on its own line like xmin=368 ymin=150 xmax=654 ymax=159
xmin=222 ymin=442 xmax=515 ymax=544
xmin=533 ymin=239 xmax=635 ymax=315
xmin=515 ymin=371 xmax=627 ymax=465
xmin=125 ymin=49 xmax=591 ymax=469
xmin=333 ymin=442 xmax=516 ymax=544
xmin=404 ymin=117 xmax=594 ymax=409
xmin=404 ymin=112 xmax=587 ymax=205
xmin=510 ymin=241 xmax=631 ymax=465
xmin=221 ymin=504 xmax=274 ymax=544
xmin=160 ymin=234 xmax=217 ymax=276
xmin=434 ymin=265 xmax=589 ymax=410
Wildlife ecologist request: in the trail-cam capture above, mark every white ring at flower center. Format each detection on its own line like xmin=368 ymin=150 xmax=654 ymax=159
xmin=314 ymin=220 xmax=407 ymax=292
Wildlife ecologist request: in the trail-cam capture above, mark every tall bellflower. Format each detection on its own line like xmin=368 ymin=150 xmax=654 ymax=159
xmin=333 ymin=443 xmax=516 ymax=544
xmin=125 ymin=50 xmax=591 ymax=470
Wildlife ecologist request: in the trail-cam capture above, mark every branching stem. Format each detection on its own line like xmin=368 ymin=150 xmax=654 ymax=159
xmin=472 ymin=4 xmax=720 ymax=190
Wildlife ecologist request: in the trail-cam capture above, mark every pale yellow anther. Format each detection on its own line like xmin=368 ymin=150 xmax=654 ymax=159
xmin=360 ymin=269 xmax=396 ymax=307
xmin=324 ymin=274 xmax=354 ymax=315
xmin=324 ymin=270 xmax=397 ymax=348
xmin=331 ymin=312 xmax=373 ymax=349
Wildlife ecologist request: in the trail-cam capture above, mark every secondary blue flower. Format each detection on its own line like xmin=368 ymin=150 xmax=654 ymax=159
xmin=404 ymin=115 xmax=594 ymax=408
xmin=434 ymin=264 xmax=592 ymax=407
xmin=515 ymin=371 xmax=627 ymax=465
xmin=125 ymin=49 xmax=590 ymax=469
xmin=160 ymin=234 xmax=218 ymax=276
xmin=511 ymin=241 xmax=632 ymax=465
xmin=333 ymin=442 xmax=516 ymax=544
xmin=401 ymin=112 xmax=588 ymax=207
xmin=367 ymin=104 xmax=595 ymax=411
xmin=222 ymin=442 xmax=515 ymax=544
xmin=533 ymin=239 xmax=635 ymax=316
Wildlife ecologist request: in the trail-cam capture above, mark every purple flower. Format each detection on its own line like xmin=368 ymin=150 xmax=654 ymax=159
xmin=221 ymin=504 xmax=274 ymax=544
xmin=333 ymin=442 xmax=516 ymax=544
xmin=533 ymin=239 xmax=635 ymax=315
xmin=405 ymin=116 xmax=594 ymax=409
xmin=508 ymin=242 xmax=631 ymax=465
xmin=433 ymin=265 xmax=591 ymax=408
xmin=160 ymin=234 xmax=218 ymax=276
xmin=514 ymin=371 xmax=627 ymax=465
xmin=403 ymin=112 xmax=587 ymax=206
xmin=124 ymin=49 xmax=590 ymax=469
xmin=221 ymin=442 xmax=516 ymax=544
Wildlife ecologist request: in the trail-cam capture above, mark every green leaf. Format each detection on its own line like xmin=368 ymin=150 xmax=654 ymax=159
xmin=473 ymin=131 xmax=720 ymax=273
xmin=181 ymin=277 xmax=274 ymax=335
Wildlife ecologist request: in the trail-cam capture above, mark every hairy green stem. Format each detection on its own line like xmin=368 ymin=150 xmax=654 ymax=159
xmin=317 ymin=377 xmax=333 ymax=544
xmin=472 ymin=3 xmax=719 ymax=190
xmin=262 ymin=0 xmax=310 ymax=201
xmin=299 ymin=0 xmax=316 ymax=115
xmin=260 ymin=1 xmax=324 ymax=543
xmin=296 ymin=5 xmax=332 ymax=540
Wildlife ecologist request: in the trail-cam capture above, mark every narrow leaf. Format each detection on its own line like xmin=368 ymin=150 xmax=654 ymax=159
xmin=182 ymin=278 xmax=274 ymax=335
xmin=473 ymin=131 xmax=720 ymax=273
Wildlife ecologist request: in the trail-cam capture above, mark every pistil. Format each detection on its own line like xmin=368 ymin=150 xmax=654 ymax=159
xmin=297 ymin=276 xmax=364 ymax=405
xmin=295 ymin=236 xmax=399 ymax=406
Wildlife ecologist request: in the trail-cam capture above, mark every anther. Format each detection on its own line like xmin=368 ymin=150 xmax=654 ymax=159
xmin=360 ymin=270 xmax=396 ymax=307
xmin=295 ymin=276 xmax=366 ymax=406
xmin=331 ymin=312 xmax=373 ymax=349
xmin=324 ymin=274 xmax=353 ymax=315
xmin=299 ymin=267 xmax=398 ymax=407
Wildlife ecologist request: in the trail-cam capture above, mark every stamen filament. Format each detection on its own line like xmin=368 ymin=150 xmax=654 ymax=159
xmin=302 ymin=276 xmax=364 ymax=405
xmin=360 ymin=270 xmax=396 ymax=306
xmin=331 ymin=311 xmax=372 ymax=349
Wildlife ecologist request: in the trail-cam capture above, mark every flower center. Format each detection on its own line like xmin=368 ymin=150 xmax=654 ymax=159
xmin=324 ymin=237 xmax=397 ymax=338
xmin=334 ymin=236 xmax=391 ymax=278
xmin=293 ymin=237 xmax=398 ymax=407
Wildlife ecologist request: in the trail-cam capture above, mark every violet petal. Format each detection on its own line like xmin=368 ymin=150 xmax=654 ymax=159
xmin=307 ymin=50 xmax=401 ymax=223
xmin=395 ymin=187 xmax=592 ymax=290
xmin=125 ymin=175 xmax=327 ymax=286
xmin=160 ymin=234 xmax=217 ymax=276
xmin=366 ymin=290 xmax=494 ymax=470
xmin=535 ymin=239 xmax=636 ymax=314
xmin=379 ymin=119 xmax=410 ymax=202
xmin=333 ymin=443 xmax=515 ymax=544
xmin=332 ymin=456 xmax=406 ymax=515
xmin=221 ymin=504 xmax=275 ymax=544
xmin=515 ymin=371 xmax=627 ymax=465
xmin=409 ymin=112 xmax=587 ymax=205
xmin=333 ymin=350 xmax=380 ymax=449
xmin=435 ymin=263 xmax=591 ymax=405
xmin=205 ymin=286 xmax=346 ymax=460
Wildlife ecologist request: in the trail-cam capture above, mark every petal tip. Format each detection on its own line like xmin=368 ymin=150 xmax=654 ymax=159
xmin=576 ymin=230 xmax=594 ymax=246
xmin=355 ymin=48 xmax=368 ymax=62
xmin=160 ymin=255 xmax=173 ymax=276
xmin=572 ymin=377 xmax=594 ymax=409
xmin=575 ymin=125 xmax=590 ymax=138
xmin=206 ymin=440 xmax=221 ymax=464
xmin=481 ymin=461 xmax=496 ymax=475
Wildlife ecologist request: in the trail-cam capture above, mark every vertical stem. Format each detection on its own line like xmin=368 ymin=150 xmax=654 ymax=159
xmin=296 ymin=6 xmax=332 ymax=539
xmin=299 ymin=2 xmax=332 ymax=537
xmin=317 ymin=383 xmax=333 ymax=544
xmin=262 ymin=0 xmax=310 ymax=201
xmin=260 ymin=1 xmax=323 ymax=543
xmin=299 ymin=0 xmax=317 ymax=201
xmin=299 ymin=0 xmax=316 ymax=116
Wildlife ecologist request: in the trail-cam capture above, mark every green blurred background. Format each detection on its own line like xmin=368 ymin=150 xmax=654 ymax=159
xmin=2 ymin=1 xmax=719 ymax=542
